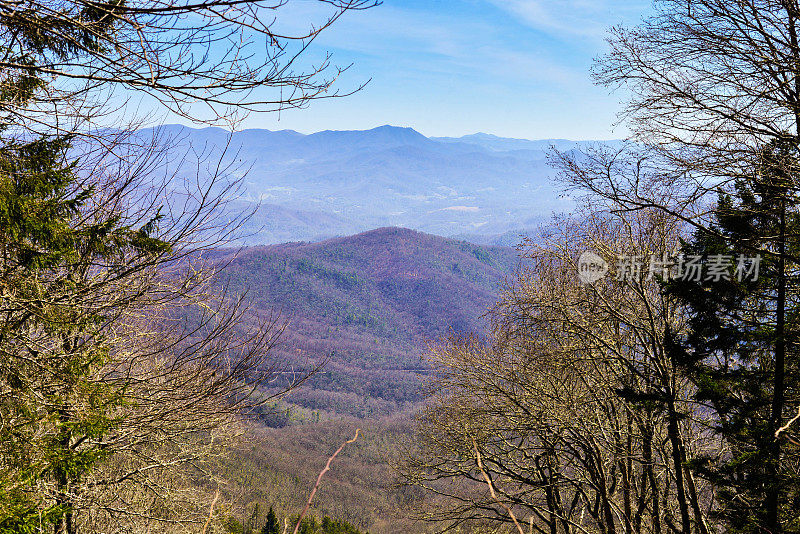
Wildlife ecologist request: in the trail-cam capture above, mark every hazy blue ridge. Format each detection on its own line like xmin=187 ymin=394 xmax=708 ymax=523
xmin=134 ymin=124 xmax=622 ymax=245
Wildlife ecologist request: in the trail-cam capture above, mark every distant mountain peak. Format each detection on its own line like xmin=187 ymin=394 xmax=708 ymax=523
xmin=312 ymin=124 xmax=422 ymax=135
xmin=130 ymin=124 xmax=578 ymax=245
xmin=367 ymin=124 xmax=428 ymax=140
xmin=464 ymin=132 xmax=502 ymax=140
xmin=370 ymin=124 xmax=418 ymax=132
xmin=304 ymin=124 xmax=431 ymax=150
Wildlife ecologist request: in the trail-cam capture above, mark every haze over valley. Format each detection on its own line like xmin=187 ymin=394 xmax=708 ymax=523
xmin=151 ymin=124 xmax=617 ymax=245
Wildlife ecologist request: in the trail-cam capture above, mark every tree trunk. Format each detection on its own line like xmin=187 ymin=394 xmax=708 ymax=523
xmin=766 ymin=195 xmax=787 ymax=533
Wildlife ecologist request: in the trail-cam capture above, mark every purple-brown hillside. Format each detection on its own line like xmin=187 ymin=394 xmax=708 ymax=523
xmin=219 ymin=227 xmax=519 ymax=416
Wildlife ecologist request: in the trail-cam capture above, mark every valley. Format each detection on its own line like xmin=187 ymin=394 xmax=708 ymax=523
xmin=211 ymin=227 xmax=523 ymax=533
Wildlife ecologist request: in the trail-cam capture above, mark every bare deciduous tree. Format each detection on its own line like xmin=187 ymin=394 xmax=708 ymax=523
xmin=549 ymin=2 xmax=800 ymax=530
xmin=1 ymin=0 xmax=378 ymax=132
xmin=0 ymin=1 xmax=375 ymax=531
xmin=398 ymin=205 xmax=716 ymax=534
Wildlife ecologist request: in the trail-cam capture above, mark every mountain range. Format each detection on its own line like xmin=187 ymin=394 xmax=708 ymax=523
xmin=141 ymin=124 xmax=620 ymax=245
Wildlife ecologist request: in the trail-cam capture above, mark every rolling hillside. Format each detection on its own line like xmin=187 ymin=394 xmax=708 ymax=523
xmin=218 ymin=227 xmax=520 ymax=417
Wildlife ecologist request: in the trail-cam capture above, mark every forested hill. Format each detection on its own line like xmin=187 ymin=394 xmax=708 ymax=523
xmin=218 ymin=227 xmax=520 ymax=417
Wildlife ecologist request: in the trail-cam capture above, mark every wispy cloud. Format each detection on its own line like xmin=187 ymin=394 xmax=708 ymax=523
xmin=228 ymin=0 xmax=649 ymax=139
xmin=488 ymin=0 xmax=649 ymax=41
xmin=305 ymin=3 xmax=587 ymax=88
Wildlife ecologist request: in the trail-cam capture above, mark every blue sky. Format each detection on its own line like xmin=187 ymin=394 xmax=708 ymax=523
xmin=172 ymin=0 xmax=653 ymax=140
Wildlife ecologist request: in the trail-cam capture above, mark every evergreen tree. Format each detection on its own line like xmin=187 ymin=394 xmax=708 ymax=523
xmin=664 ymin=139 xmax=800 ymax=532
xmin=0 ymin=0 xmax=373 ymax=531
xmin=0 ymin=6 xmax=146 ymax=530
xmin=261 ymin=507 xmax=280 ymax=534
xmin=0 ymin=133 xmax=168 ymax=532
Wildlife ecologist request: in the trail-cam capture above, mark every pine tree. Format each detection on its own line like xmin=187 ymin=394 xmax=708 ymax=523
xmin=0 ymin=6 xmax=134 ymax=530
xmin=664 ymin=139 xmax=800 ymax=532
xmin=0 ymin=10 xmax=169 ymax=528
xmin=261 ymin=507 xmax=280 ymax=534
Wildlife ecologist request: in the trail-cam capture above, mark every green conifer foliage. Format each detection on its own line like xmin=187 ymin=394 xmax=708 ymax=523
xmin=0 ymin=1 xmax=171 ymax=529
xmin=261 ymin=507 xmax=280 ymax=534
xmin=0 ymin=11 xmax=166 ymax=527
xmin=0 ymin=132 xmax=168 ymax=531
xmin=664 ymin=139 xmax=800 ymax=532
